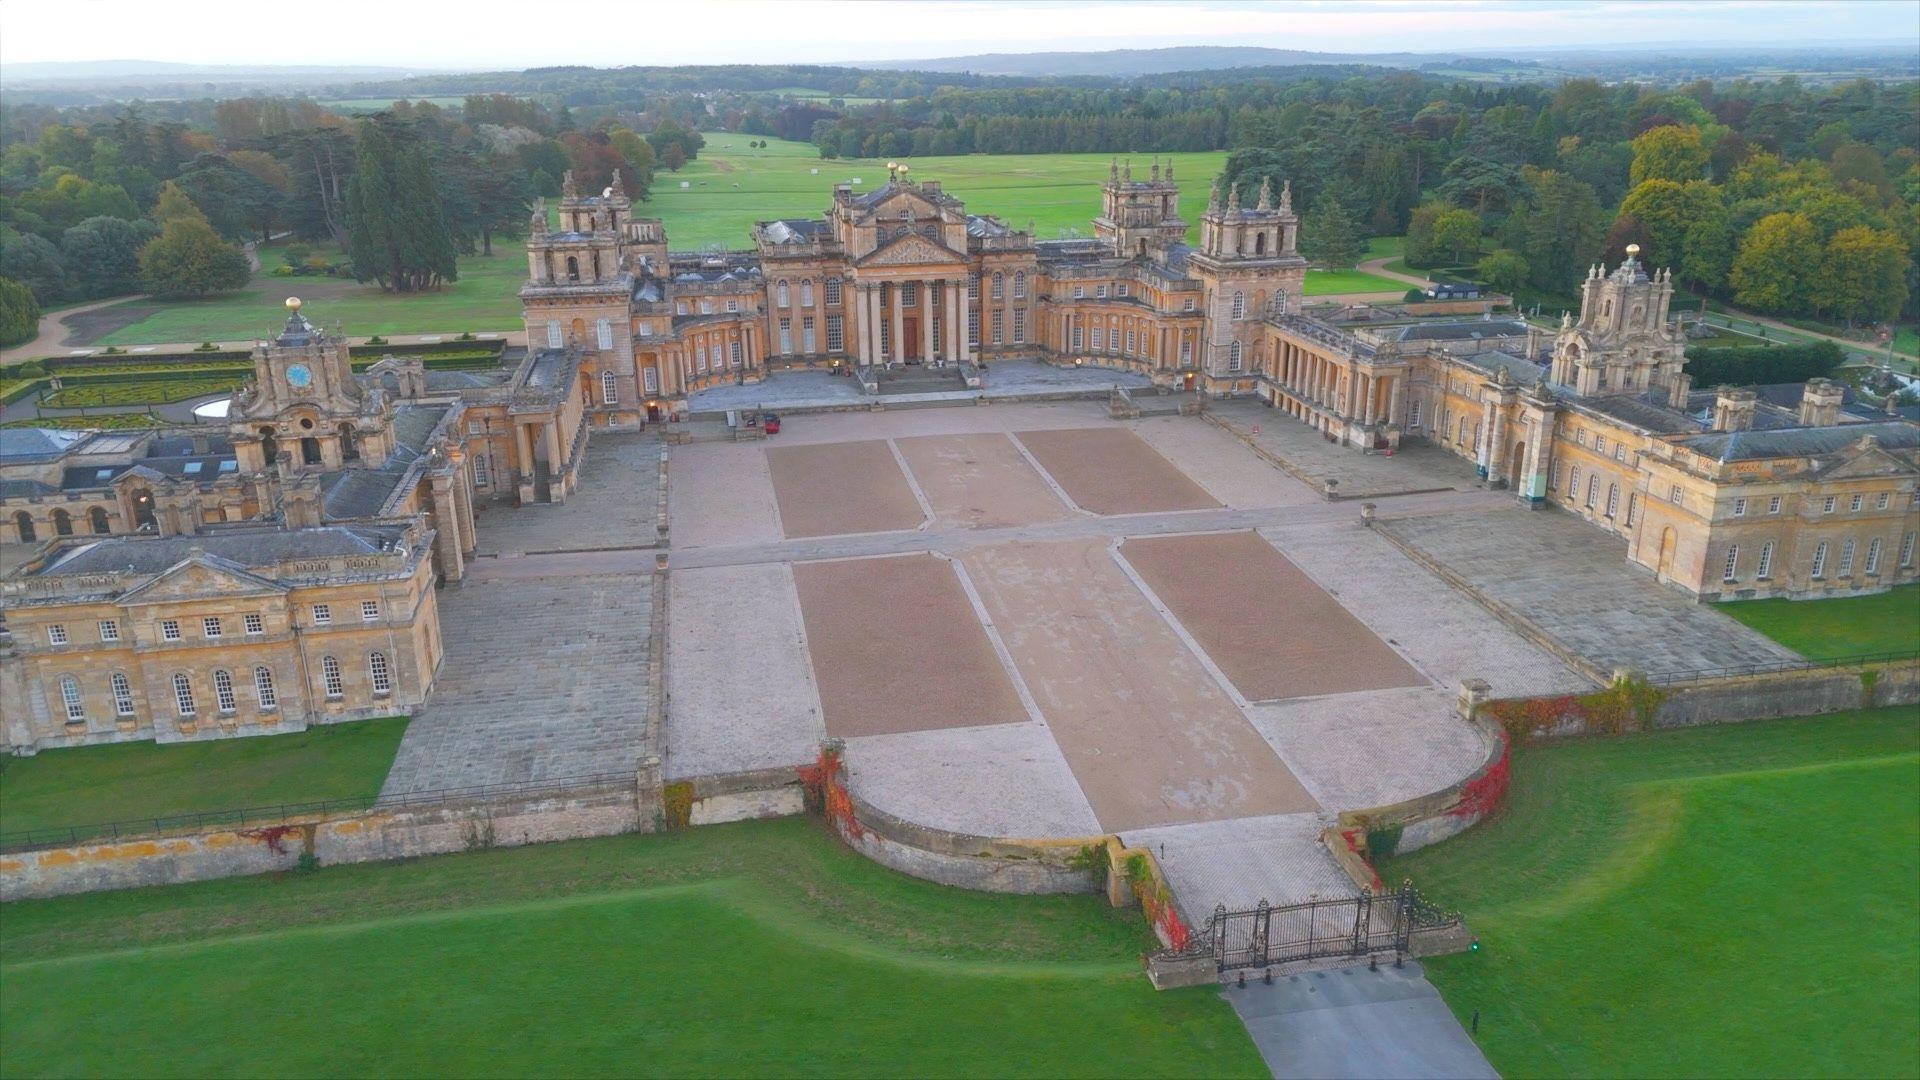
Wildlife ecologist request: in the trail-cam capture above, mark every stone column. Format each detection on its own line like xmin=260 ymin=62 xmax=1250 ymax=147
xmin=959 ymin=280 xmax=972 ymax=362
xmin=862 ymin=285 xmax=879 ymax=366
xmin=1387 ymin=373 xmax=1403 ymax=428
xmin=514 ymin=422 xmax=533 ymax=482
xmin=921 ymin=280 xmax=936 ymax=363
xmin=948 ymin=282 xmax=961 ymax=362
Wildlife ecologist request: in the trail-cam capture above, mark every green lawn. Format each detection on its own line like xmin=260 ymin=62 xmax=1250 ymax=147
xmin=1382 ymin=707 xmax=1920 ymax=1079
xmin=1719 ymin=583 xmax=1920 ymax=659
xmin=0 ymin=717 xmax=409 ymax=841
xmin=651 ymin=133 xmax=1229 ymax=249
xmin=1364 ymin=235 xmax=1403 ymax=260
xmin=1303 ymin=268 xmax=1407 ymax=295
xmin=91 ymin=241 xmax=531 ymax=347
xmin=0 ymin=817 xmax=1262 ymax=1078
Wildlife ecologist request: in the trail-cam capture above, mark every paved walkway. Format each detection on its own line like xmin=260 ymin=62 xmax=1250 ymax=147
xmin=471 ymin=430 xmax=663 ymax=556
xmin=1226 ymin=961 xmax=1498 ymax=1079
xmin=1358 ymin=254 xmax=1432 ymax=289
xmin=1378 ymin=506 xmax=1800 ymax=675
xmin=1208 ymin=400 xmax=1478 ymax=499
xmin=0 ymin=295 xmax=145 ymax=366
xmin=686 ymin=359 xmax=1152 ymax=414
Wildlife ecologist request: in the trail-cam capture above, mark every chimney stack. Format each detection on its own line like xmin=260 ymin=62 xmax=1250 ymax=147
xmin=1713 ymin=389 xmax=1758 ymax=433
xmin=1798 ymin=378 xmax=1845 ymax=427
xmin=1666 ymin=371 xmax=1693 ymax=410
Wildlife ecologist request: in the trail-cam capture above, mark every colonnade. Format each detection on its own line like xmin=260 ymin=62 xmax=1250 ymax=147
xmin=854 ymin=277 xmax=969 ymax=367
xmin=1269 ymin=337 xmax=1404 ymax=430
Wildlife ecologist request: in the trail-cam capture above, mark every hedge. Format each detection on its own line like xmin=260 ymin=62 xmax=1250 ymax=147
xmin=1683 ymin=340 xmax=1843 ymax=388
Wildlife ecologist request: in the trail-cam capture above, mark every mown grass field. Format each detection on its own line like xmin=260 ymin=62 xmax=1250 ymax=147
xmin=1383 ymin=707 xmax=1920 ymax=1079
xmin=1719 ymin=583 xmax=1920 ymax=659
xmin=0 ymin=718 xmax=409 ymax=841
xmin=0 ymin=817 xmax=1262 ymax=1079
xmin=88 ymin=241 xmax=531 ymax=348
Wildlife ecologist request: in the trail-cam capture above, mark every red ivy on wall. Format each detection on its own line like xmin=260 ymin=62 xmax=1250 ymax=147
xmin=240 ymin=824 xmax=303 ymax=855
xmin=798 ymin=745 xmax=862 ymax=841
xmin=1450 ymin=730 xmax=1511 ymax=819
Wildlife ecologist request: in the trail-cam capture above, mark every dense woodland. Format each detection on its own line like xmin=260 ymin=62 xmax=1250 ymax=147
xmin=1 ymin=61 xmax=1914 ymax=348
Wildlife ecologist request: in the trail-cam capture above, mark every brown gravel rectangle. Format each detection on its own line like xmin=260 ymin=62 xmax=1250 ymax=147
xmin=962 ymin=538 xmax=1317 ymax=831
xmin=792 ymin=554 xmax=1026 ymax=738
xmin=1122 ymin=531 xmax=1424 ymax=701
xmin=766 ymin=440 xmax=925 ymax=538
xmin=896 ymin=433 xmax=1073 ymax=528
xmin=1015 ymin=428 xmax=1220 ymax=515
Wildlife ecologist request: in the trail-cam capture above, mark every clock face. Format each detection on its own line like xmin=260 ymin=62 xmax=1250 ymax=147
xmin=286 ymin=364 xmax=313 ymax=389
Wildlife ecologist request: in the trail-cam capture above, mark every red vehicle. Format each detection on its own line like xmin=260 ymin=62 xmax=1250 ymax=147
xmin=763 ymin=413 xmax=781 ymax=435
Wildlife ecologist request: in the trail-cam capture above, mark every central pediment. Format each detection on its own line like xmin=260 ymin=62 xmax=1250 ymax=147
xmin=858 ymin=232 xmax=966 ymax=268
xmin=120 ymin=555 xmax=287 ymax=606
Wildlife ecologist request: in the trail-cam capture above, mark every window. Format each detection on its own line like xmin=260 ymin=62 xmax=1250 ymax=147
xmin=1812 ymin=541 xmax=1829 ymax=578
xmin=1733 ymin=497 xmax=1747 ymax=517
xmin=161 ymin=619 xmax=181 ymax=641
xmin=1125 ymin=329 xmax=1136 ymax=355
xmin=991 ymin=273 xmax=1004 ymax=299
xmin=711 ymin=345 xmax=724 ymax=371
xmin=322 ymin=656 xmax=344 ymax=699
xmin=1116 ymin=283 xmax=1129 ymax=298
xmin=1568 ymin=465 xmax=1580 ymax=495
xmin=1768 ymin=495 xmax=1782 ymax=515
xmin=1850 ymin=494 xmax=1864 ymax=512
xmin=312 ymin=604 xmax=331 ymax=626
xmin=1576 ymin=429 xmax=1587 ymax=447
xmin=827 ymin=314 xmax=844 ymax=352
xmin=254 ymin=667 xmax=277 ymax=710
xmin=725 ymin=299 xmax=739 ymax=313
xmin=1585 ymin=475 xmax=1599 ymax=508
xmin=1072 ymin=285 xmax=1085 ymax=299
xmin=213 ymin=669 xmax=236 ymax=713
xmin=1071 ymin=325 xmax=1084 ymax=351
xmin=1228 ymin=341 xmax=1244 ymax=373
xmin=203 ymin=616 xmax=222 ymax=638
xmin=779 ymin=318 xmax=793 ymax=355
xmin=1180 ymin=339 xmax=1193 ymax=364
xmin=1013 ymin=272 xmax=1026 ymax=299
xmin=369 ymin=651 xmax=392 ymax=695
xmin=638 ymin=322 xmax=654 ymax=338
xmin=474 ymin=454 xmax=490 ymax=487
xmin=1757 ymin=541 xmax=1775 ymax=579
xmin=468 ymin=419 xmax=484 ymax=435
xmin=1614 ymin=445 xmax=1626 ymax=462
xmin=173 ymin=673 xmax=196 ymax=716
xmin=643 ymin=366 xmax=659 ymax=394
xmin=60 ymin=675 xmax=85 ymax=722
xmin=1091 ymin=328 xmax=1105 ymax=351
xmin=801 ymin=280 xmax=814 ymax=307
xmin=824 ymin=278 xmax=842 ymax=305
xmin=1822 ymin=496 xmax=1837 ymax=514
xmin=1013 ymin=309 xmax=1026 ymax=344
xmin=776 ymin=280 xmax=790 ymax=307
xmin=1626 ymin=493 xmax=1638 ymax=527
xmin=1231 ymin=292 xmax=1245 ymax=319
xmin=967 ymin=274 xmax=979 ymax=300
xmin=1866 ymin=537 xmax=1883 ymax=575
xmin=968 ymin=309 xmax=980 ymax=347
xmin=902 ymin=282 xmax=918 ymax=308
xmin=992 ymin=311 xmax=1004 ymax=345
xmin=1902 ymin=532 xmax=1916 ymax=568
xmin=730 ymin=341 xmax=743 ymax=368
xmin=1096 ymin=284 xmax=1109 ymax=299
xmin=1183 ymin=297 xmax=1196 ymax=312
xmin=1595 ymin=435 xmax=1607 ymax=454
xmin=47 ymin=624 xmax=68 ymax=646
xmin=802 ymin=316 xmax=816 ymax=353
xmin=1877 ymin=492 xmax=1891 ymax=510
xmin=112 ymin=672 xmax=136 ymax=717
xmin=1722 ymin=545 xmax=1740 ymax=583
xmin=1670 ymin=485 xmax=1684 ymax=505
xmin=362 ymin=600 xmax=380 ymax=622
xmin=546 ymin=320 xmax=562 ymax=349
xmin=99 ymin=620 xmax=119 ymax=643
xmin=596 ymin=318 xmax=613 ymax=350
xmin=1606 ymin=484 xmax=1619 ymax=518
xmin=1839 ymin=538 xmax=1856 ymax=576
xmin=1463 ymin=418 xmax=1475 ymax=448
xmin=601 ymin=371 xmax=618 ymax=405
xmin=1409 ymin=399 xmax=1423 ymax=428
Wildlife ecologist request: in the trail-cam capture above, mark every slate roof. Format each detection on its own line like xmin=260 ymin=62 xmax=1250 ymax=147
xmin=1388 ymin=319 xmax=1531 ymax=343
xmin=1673 ymin=420 xmax=1920 ymax=463
xmin=61 ymin=455 xmax=239 ymax=491
xmin=759 ymin=219 xmax=831 ymax=244
xmin=0 ymin=479 xmax=57 ymax=499
xmin=318 ymin=404 xmax=448 ymax=521
xmin=965 ymin=214 xmax=1013 ymax=239
xmin=1571 ymin=392 xmax=1704 ymax=435
xmin=32 ymin=524 xmax=408 ymax=577
xmin=0 ymin=428 xmax=86 ymax=460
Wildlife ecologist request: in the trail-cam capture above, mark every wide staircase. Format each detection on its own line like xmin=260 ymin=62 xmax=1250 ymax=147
xmin=874 ymin=364 xmax=967 ymax=396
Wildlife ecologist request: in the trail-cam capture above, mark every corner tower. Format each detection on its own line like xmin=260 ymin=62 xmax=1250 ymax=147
xmin=1549 ymin=244 xmax=1688 ymax=398
xmin=1186 ymin=176 xmax=1308 ymax=391
xmin=1093 ymin=158 xmax=1187 ymax=259
xmin=230 ymin=298 xmax=392 ymax=475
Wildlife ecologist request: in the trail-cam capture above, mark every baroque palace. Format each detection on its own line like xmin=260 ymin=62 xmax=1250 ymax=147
xmin=2 ymin=161 xmax=1915 ymax=754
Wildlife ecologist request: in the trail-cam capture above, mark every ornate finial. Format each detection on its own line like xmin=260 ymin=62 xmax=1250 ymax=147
xmin=1624 ymin=243 xmax=1640 ymax=265
xmin=1109 ymin=157 xmax=1119 ymax=182
xmin=1151 ymin=157 xmax=1160 ymax=182
xmin=530 ymin=197 xmax=547 ymax=236
xmin=1166 ymin=160 xmax=1174 ymax=181
xmin=1123 ymin=158 xmax=1132 ymax=182
xmin=1207 ymin=182 xmax=1221 ymax=213
xmin=561 ymin=170 xmax=577 ymax=198
xmin=1561 ymin=310 xmax=1573 ymax=328
xmin=610 ymin=169 xmax=626 ymax=199
xmin=1256 ymin=177 xmax=1273 ymax=212
xmin=1280 ymin=179 xmax=1292 ymax=213
xmin=285 ymin=297 xmax=302 ymax=312
xmin=1227 ymin=183 xmax=1241 ymax=213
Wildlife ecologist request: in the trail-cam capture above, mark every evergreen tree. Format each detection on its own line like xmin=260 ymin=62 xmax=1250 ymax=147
xmin=61 ymin=216 xmax=159 ymax=299
xmin=1299 ymin=194 xmax=1363 ymax=269
xmin=0 ymin=276 xmax=40 ymax=348
xmin=1476 ymin=249 xmax=1530 ymax=296
xmin=343 ymin=121 xmax=459 ymax=293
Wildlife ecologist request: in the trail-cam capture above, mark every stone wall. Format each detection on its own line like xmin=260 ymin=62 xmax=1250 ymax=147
xmin=837 ymin=790 xmax=1098 ymax=894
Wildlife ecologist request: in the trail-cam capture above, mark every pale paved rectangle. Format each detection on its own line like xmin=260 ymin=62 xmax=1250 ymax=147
xmin=844 ymin=722 xmax=1102 ymax=838
xmin=472 ymin=430 xmax=661 ymax=555
xmin=895 ymin=433 xmax=1073 ymax=529
xmin=1015 ymin=428 xmax=1220 ymax=515
xmin=962 ymin=537 xmax=1316 ymax=832
xmin=766 ymin=440 xmax=925 ymax=538
xmin=1131 ymin=417 xmax=1318 ymax=510
xmin=667 ymin=441 xmax=783 ymax=550
xmin=664 ymin=563 xmax=824 ymax=780
xmin=793 ymin=554 xmax=1026 ymax=738
xmin=1124 ymin=530 xmax=1424 ymax=702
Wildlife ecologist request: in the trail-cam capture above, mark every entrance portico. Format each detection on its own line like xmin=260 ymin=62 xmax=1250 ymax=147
xmin=853 ymin=270 xmax=971 ymax=368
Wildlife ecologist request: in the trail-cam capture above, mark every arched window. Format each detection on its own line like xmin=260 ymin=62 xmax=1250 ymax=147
xmin=991 ymin=273 xmax=1004 ymax=299
xmin=59 ymin=675 xmax=85 ymax=722
xmin=52 ymin=509 xmax=73 ymax=536
xmin=596 ymin=317 xmax=614 ymax=350
xmin=213 ymin=669 xmax=236 ymax=713
xmin=111 ymin=672 xmax=136 ymax=717
xmin=13 ymin=511 xmax=34 ymax=543
xmin=1228 ymin=341 xmax=1244 ymax=372
xmin=1013 ymin=271 xmax=1026 ymax=299
xmin=1231 ymin=291 xmax=1246 ymax=319
xmin=800 ymin=280 xmax=814 ymax=307
xmin=254 ymin=667 xmax=278 ymax=710
xmin=565 ymin=256 xmax=580 ymax=282
xmin=321 ymin=656 xmax=343 ymax=699
xmin=601 ymin=370 xmax=618 ymax=405
xmin=777 ymin=280 xmax=790 ymax=307
xmin=172 ymin=673 xmax=196 ymax=717
xmin=369 ymin=652 xmax=392 ymax=695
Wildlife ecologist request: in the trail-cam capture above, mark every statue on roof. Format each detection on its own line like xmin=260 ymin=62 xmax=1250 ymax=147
xmin=1207 ymin=181 xmax=1222 ymax=214
xmin=561 ymin=170 xmax=578 ymax=198
xmin=1279 ymin=179 xmax=1293 ymax=214
xmin=1256 ymin=177 xmax=1272 ymax=212
xmin=1150 ymin=157 xmax=1160 ymax=182
xmin=1109 ymin=158 xmax=1119 ymax=182
xmin=529 ymin=197 xmax=547 ymax=237
xmin=609 ymin=169 xmax=626 ymax=199
xmin=1226 ymin=183 xmax=1241 ymax=213
xmin=1123 ymin=159 xmax=1132 ymax=182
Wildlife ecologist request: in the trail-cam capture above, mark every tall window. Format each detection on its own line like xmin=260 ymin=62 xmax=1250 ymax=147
xmin=111 ymin=672 xmax=136 ymax=717
xmin=968 ymin=309 xmax=980 ymax=346
xmin=1768 ymin=495 xmax=1782 ymax=514
xmin=730 ymin=341 xmax=744 ymax=367
xmin=967 ymin=274 xmax=979 ymax=300
xmin=1013 ymin=271 xmax=1026 ymax=299
xmin=992 ymin=311 xmax=1004 ymax=345
xmin=1839 ymin=537 xmax=1857 ymax=576
xmin=1850 ymin=494 xmax=1864 ymax=512
xmin=1903 ymin=532 xmax=1917 ymax=568
xmin=902 ymin=282 xmax=918 ymax=307
xmin=213 ymin=669 xmax=237 ymax=713
xmin=644 ymin=366 xmax=659 ymax=394
xmin=1722 ymin=545 xmax=1740 ymax=583
xmin=826 ymin=314 xmax=844 ymax=352
xmin=474 ymin=454 xmax=491 ymax=488
xmin=60 ymin=675 xmax=85 ymax=722
xmin=1091 ymin=327 xmax=1105 ymax=351
xmin=1567 ymin=465 xmax=1580 ymax=497
xmin=369 ymin=652 xmax=392 ymax=695
xmin=1231 ymin=292 xmax=1246 ymax=319
xmin=1756 ymin=541 xmax=1775 ymax=579
xmin=1072 ymin=325 xmax=1084 ymax=351
xmin=173 ymin=673 xmax=196 ymax=716
xmin=779 ymin=318 xmax=793 ymax=355
xmin=596 ymin=318 xmax=613 ymax=350
xmin=991 ymin=273 xmax=1004 ymax=299
xmin=254 ymin=667 xmax=278 ymax=710
xmin=1585 ymin=475 xmax=1598 ymax=508
xmin=824 ymin=278 xmax=842 ymax=305
xmin=1180 ymin=339 xmax=1194 ymax=363
xmin=1865 ymin=537 xmax=1882 ymax=575
xmin=800 ymin=280 xmax=814 ymax=307
xmin=601 ymin=371 xmax=618 ymax=405
xmin=1811 ymin=541 xmax=1829 ymax=578
xmin=546 ymin=321 xmax=562 ymax=349
xmin=802 ymin=316 xmax=816 ymax=353
xmin=1228 ymin=341 xmax=1244 ymax=372
xmin=776 ymin=280 xmax=790 ymax=307
xmin=1013 ymin=309 xmax=1026 ymax=344
xmin=1733 ymin=497 xmax=1747 ymax=517
xmin=244 ymin=613 xmax=264 ymax=635
xmin=1409 ymin=399 xmax=1422 ymax=428
xmin=1605 ymin=484 xmax=1619 ymax=519
xmin=322 ymin=656 xmax=344 ymax=699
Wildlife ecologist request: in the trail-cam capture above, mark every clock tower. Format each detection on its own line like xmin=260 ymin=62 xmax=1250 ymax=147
xmin=230 ymin=297 xmax=393 ymax=476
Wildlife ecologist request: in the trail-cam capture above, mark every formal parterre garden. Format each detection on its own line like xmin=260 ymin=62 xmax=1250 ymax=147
xmin=1382 ymin=706 xmax=1920 ymax=1079
xmin=0 ymin=816 xmax=1262 ymax=1078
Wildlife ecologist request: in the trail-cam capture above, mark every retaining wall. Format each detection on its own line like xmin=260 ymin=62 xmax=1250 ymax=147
xmin=836 ymin=791 xmax=1098 ymax=894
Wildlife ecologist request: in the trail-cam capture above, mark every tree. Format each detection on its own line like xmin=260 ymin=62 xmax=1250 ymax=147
xmin=342 ymin=120 xmax=459 ymax=292
xmin=151 ymin=181 xmax=210 ymax=228
xmin=0 ymin=234 xmax=69 ymax=304
xmin=1432 ymin=208 xmax=1482 ymax=265
xmin=1509 ymin=169 xmax=1604 ymax=292
xmin=1618 ymin=179 xmax=1723 ymax=270
xmin=1729 ymin=212 xmax=1819 ymax=314
xmin=1602 ymin=214 xmax=1651 ymax=266
xmin=1403 ymin=202 xmax=1450 ymax=268
xmin=0 ymin=276 xmax=41 ymax=347
xmin=1476 ymin=249 xmax=1529 ymax=296
xmin=1811 ymin=226 xmax=1909 ymax=325
xmin=1299 ymin=194 xmax=1363 ymax=269
xmin=172 ymin=154 xmax=284 ymax=241
xmin=1679 ymin=213 xmax=1736 ymax=294
xmin=137 ymin=218 xmax=250 ymax=299
xmin=1629 ymin=124 xmax=1709 ymax=186
xmin=60 ymin=216 xmax=159 ymax=299
xmin=660 ymin=142 xmax=687 ymax=171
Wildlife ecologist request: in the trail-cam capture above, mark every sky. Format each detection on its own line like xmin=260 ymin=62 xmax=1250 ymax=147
xmin=2 ymin=0 xmax=1915 ymax=70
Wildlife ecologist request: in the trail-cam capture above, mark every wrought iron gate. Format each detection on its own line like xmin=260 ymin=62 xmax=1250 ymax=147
xmin=1189 ymin=888 xmax=1459 ymax=971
